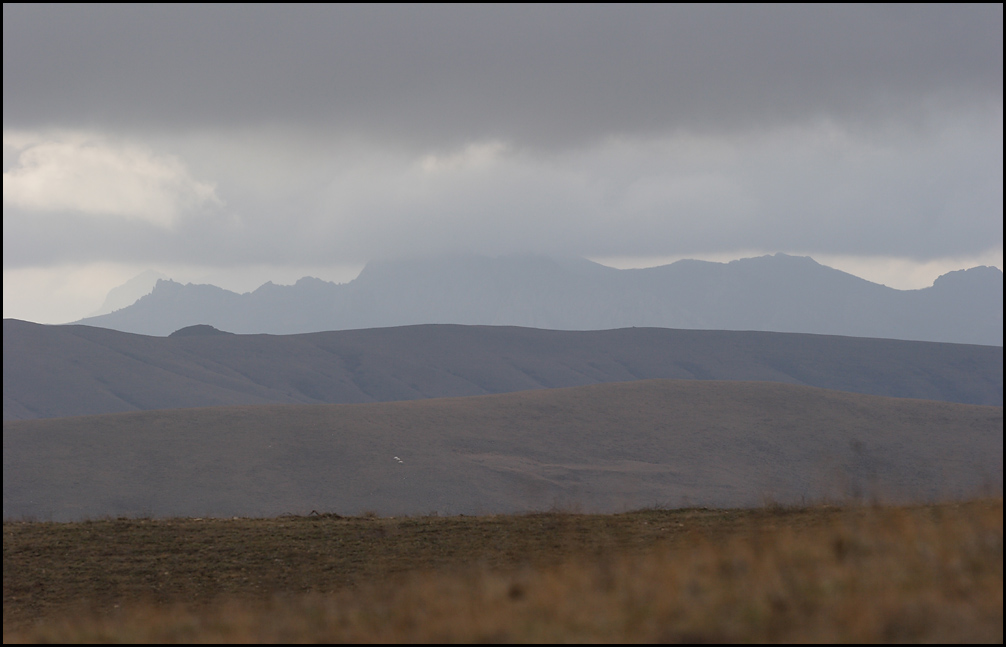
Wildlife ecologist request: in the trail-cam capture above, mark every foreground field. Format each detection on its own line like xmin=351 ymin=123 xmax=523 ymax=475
xmin=4 ymin=499 xmax=1002 ymax=643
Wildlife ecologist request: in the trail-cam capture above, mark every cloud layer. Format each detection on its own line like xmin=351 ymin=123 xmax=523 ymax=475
xmin=2 ymin=5 xmax=1002 ymax=322
xmin=4 ymin=5 xmax=1001 ymax=146
xmin=5 ymin=117 xmax=1000 ymax=268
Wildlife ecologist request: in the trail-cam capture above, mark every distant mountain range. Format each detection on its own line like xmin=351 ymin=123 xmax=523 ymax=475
xmin=73 ymin=254 xmax=1004 ymax=345
xmin=4 ymin=320 xmax=1001 ymax=421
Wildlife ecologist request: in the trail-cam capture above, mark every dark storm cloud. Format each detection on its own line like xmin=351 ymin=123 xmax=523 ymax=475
xmin=4 ymin=4 xmax=1001 ymax=148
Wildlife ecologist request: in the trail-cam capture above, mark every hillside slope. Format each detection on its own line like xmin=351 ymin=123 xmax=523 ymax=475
xmin=4 ymin=379 xmax=1002 ymax=521
xmin=5 ymin=320 xmax=1002 ymax=421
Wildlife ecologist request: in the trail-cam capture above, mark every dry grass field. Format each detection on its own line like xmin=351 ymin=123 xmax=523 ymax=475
xmin=4 ymin=498 xmax=1002 ymax=643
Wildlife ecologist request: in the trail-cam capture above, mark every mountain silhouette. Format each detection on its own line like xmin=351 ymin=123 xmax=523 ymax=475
xmin=73 ymin=254 xmax=1003 ymax=345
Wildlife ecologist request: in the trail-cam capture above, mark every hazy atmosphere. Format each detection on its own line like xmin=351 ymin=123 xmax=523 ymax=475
xmin=4 ymin=4 xmax=1002 ymax=324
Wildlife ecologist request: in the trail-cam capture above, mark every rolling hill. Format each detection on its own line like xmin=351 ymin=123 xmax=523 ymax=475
xmin=4 ymin=379 xmax=1002 ymax=521
xmin=4 ymin=320 xmax=1002 ymax=421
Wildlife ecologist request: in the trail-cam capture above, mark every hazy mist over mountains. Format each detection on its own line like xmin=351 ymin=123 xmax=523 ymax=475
xmin=74 ymin=254 xmax=1004 ymax=346
xmin=86 ymin=269 xmax=168 ymax=317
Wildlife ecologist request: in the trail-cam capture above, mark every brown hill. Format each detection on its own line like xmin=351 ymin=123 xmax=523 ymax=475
xmin=4 ymin=320 xmax=1002 ymax=421
xmin=4 ymin=379 xmax=1001 ymax=521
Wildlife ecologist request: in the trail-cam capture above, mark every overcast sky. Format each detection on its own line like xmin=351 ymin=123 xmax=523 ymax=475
xmin=4 ymin=5 xmax=1003 ymax=323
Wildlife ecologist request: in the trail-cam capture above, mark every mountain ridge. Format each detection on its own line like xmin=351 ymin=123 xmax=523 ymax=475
xmin=72 ymin=254 xmax=1004 ymax=345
